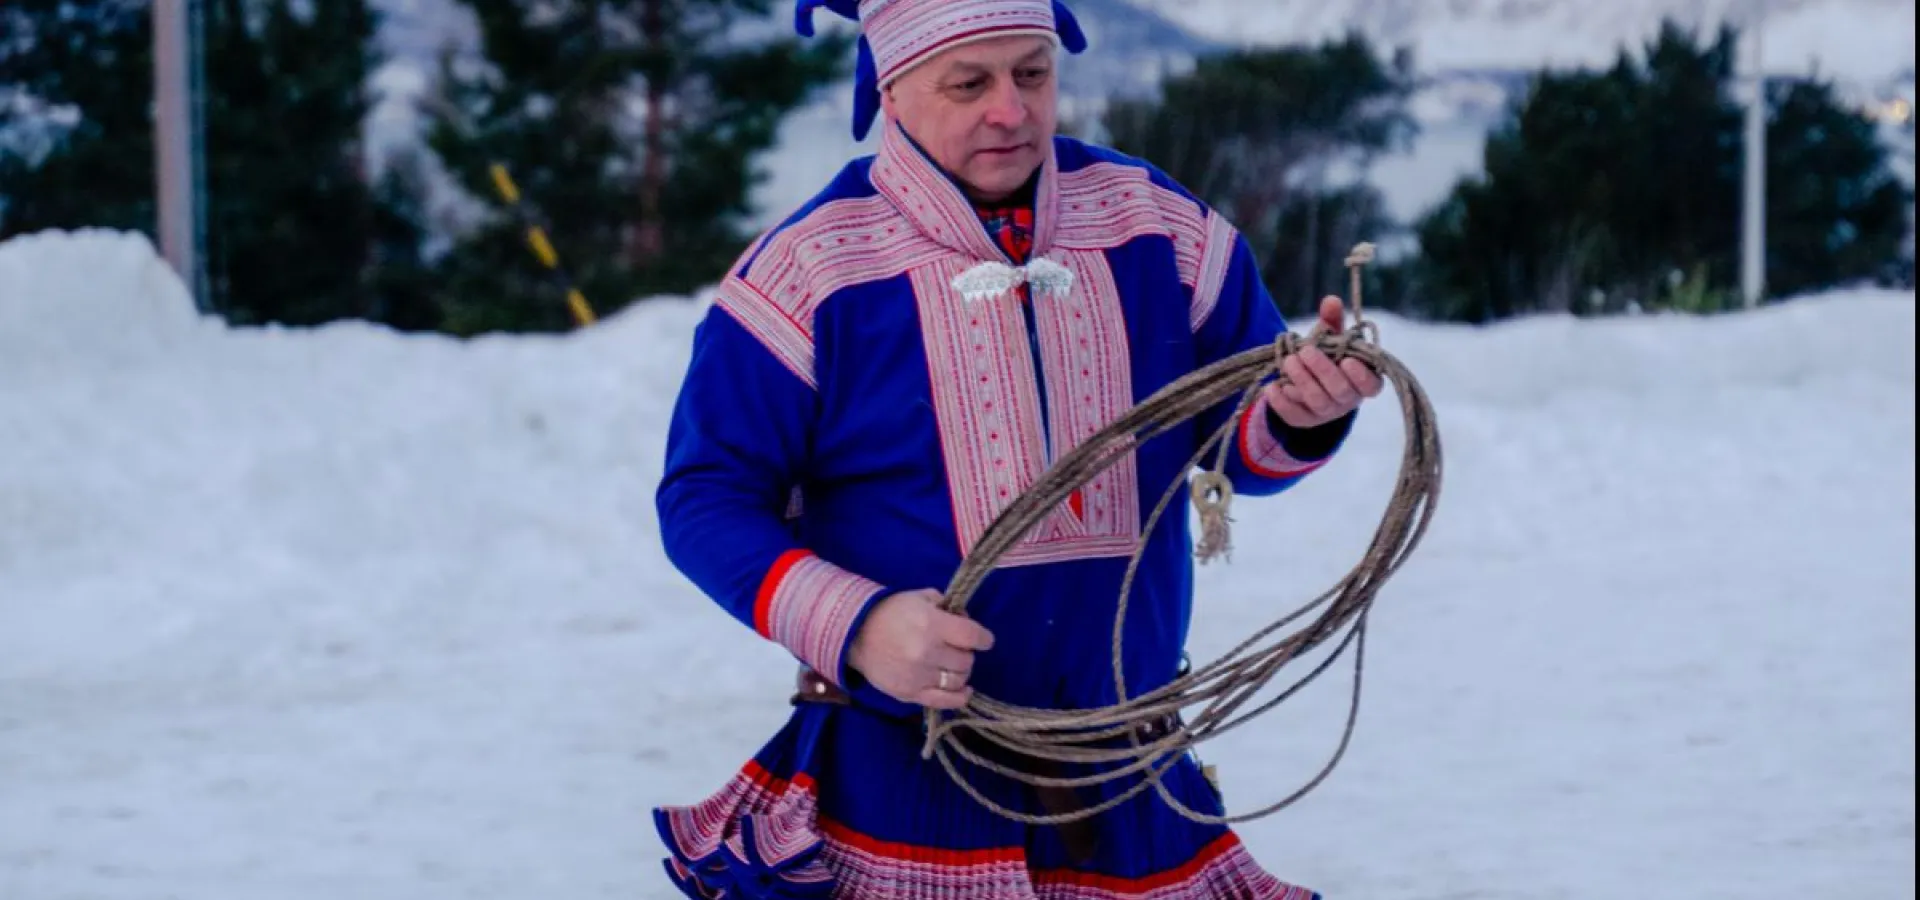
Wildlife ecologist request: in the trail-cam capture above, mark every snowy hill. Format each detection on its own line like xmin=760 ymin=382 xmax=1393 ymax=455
xmin=1 ymin=228 xmax=1913 ymax=899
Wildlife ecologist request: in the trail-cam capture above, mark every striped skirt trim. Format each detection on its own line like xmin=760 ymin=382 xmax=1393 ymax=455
xmin=653 ymin=704 xmax=1322 ymax=899
xmin=1030 ymin=832 xmax=1320 ymax=900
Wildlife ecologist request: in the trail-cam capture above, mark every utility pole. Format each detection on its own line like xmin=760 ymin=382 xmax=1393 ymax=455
xmin=153 ymin=0 xmax=206 ymax=312
xmin=1740 ymin=15 xmax=1767 ymax=309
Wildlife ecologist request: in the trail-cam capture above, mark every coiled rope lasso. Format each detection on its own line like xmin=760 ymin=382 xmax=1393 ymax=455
xmin=918 ymin=243 xmax=1444 ymax=827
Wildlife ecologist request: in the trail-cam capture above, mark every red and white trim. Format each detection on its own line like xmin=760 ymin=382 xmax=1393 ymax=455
xmin=1052 ymin=162 xmax=1193 ymax=255
xmin=820 ymin=818 xmax=1042 ymax=899
xmin=721 ymin=190 xmax=945 ymax=388
xmin=665 ymin=764 xmax=1315 ymax=900
xmin=754 ymin=550 xmax=887 ymax=684
xmin=912 ymin=250 xmax=1141 ymax=567
xmin=1189 ymin=210 xmax=1239 ymax=332
xmin=873 ymin=119 xmax=1062 ymax=263
xmin=861 ymin=0 xmax=1060 ymax=86
xmin=912 ymin=258 xmax=1052 ymax=544
xmin=1050 ymin=161 xmax=1241 ymax=334
xmin=714 ymin=274 xmax=817 ymax=388
xmin=658 ymin=761 xmax=827 ymax=874
xmin=1032 ymin=832 xmax=1317 ymax=900
xmin=1238 ymin=396 xmax=1329 ymax=480
xmin=869 ymin=117 xmax=1147 ymax=566
xmin=1016 ymin=248 xmax=1142 ymax=562
xmin=752 ymin=192 xmax=945 ymax=311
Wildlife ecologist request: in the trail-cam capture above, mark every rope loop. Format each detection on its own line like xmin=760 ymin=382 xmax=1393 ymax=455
xmin=1189 ymin=471 xmax=1232 ymax=511
xmin=919 ymin=244 xmax=1443 ymax=828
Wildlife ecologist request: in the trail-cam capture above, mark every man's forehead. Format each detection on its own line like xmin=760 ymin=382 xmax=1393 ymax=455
xmin=929 ymin=35 xmax=1056 ymax=72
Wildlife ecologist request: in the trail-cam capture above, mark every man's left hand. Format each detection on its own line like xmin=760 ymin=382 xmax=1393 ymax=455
xmin=1263 ymin=296 xmax=1385 ymax=430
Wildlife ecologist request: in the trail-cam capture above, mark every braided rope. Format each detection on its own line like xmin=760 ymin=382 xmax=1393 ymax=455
xmin=919 ymin=244 xmax=1443 ymax=826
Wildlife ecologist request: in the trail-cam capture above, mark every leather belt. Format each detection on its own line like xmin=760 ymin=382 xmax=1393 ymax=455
xmin=793 ymin=667 xmax=852 ymax=705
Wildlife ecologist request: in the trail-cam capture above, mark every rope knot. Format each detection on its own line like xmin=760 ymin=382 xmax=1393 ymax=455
xmin=1273 ymin=322 xmax=1380 ymax=374
xmin=1190 ymin=471 xmax=1235 ymax=564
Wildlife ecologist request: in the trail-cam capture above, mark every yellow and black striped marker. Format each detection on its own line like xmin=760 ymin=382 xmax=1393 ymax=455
xmin=488 ymin=163 xmax=597 ymax=328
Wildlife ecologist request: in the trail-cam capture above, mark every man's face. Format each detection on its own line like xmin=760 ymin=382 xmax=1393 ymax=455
xmin=882 ymin=35 xmax=1059 ymax=203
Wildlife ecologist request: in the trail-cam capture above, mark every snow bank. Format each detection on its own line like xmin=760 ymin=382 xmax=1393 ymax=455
xmin=0 ymin=229 xmax=1913 ymax=899
xmin=0 ymin=230 xmax=710 ymax=687
xmin=0 ymin=229 xmax=210 ymax=373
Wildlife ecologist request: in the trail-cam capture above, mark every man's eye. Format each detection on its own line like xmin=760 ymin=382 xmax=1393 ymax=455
xmin=950 ymin=78 xmax=986 ymax=94
xmin=1016 ymin=68 xmax=1051 ymax=84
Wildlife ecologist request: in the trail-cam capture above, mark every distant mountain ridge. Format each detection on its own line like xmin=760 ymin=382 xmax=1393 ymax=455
xmin=1120 ymin=0 xmax=1914 ymax=86
xmin=1051 ymin=0 xmax=1224 ymax=100
xmin=368 ymin=0 xmax=1224 ymax=105
xmin=365 ymin=0 xmax=1911 ymax=132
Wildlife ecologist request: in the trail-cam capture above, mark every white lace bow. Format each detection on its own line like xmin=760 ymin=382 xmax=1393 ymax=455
xmin=951 ymin=257 xmax=1075 ymax=303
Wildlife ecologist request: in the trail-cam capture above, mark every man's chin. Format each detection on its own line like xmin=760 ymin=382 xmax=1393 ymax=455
xmin=964 ymin=157 xmax=1041 ymax=199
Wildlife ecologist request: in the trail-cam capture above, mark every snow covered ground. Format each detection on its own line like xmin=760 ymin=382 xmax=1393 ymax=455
xmin=0 ymin=229 xmax=1914 ymax=899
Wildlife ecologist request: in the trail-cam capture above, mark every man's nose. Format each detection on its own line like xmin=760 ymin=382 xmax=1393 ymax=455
xmin=980 ymin=77 xmax=1029 ymax=130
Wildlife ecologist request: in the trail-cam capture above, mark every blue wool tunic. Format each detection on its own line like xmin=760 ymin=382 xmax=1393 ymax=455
xmin=652 ymin=118 xmax=1346 ymax=899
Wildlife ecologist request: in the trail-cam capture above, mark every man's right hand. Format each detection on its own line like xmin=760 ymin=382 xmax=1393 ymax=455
xmin=847 ymin=589 xmax=995 ymax=711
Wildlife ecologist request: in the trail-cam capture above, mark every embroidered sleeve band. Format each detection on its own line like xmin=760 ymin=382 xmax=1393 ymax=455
xmin=1189 ymin=210 xmax=1238 ymax=333
xmin=1238 ymin=395 xmax=1333 ymax=479
xmin=754 ymin=550 xmax=889 ymax=685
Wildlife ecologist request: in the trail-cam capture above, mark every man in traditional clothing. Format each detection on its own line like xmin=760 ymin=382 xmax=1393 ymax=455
xmin=651 ymin=1 xmax=1384 ymax=896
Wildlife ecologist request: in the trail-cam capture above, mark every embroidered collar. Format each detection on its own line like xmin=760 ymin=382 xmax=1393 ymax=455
xmin=870 ymin=118 xmax=1060 ymax=265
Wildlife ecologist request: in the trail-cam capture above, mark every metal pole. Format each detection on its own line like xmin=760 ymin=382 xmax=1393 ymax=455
xmin=189 ymin=0 xmax=211 ymax=312
xmin=1740 ymin=18 xmax=1766 ymax=309
xmin=153 ymin=0 xmax=203 ymax=311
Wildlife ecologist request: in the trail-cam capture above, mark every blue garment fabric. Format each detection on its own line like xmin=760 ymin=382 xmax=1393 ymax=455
xmin=653 ymin=121 xmax=1342 ymax=899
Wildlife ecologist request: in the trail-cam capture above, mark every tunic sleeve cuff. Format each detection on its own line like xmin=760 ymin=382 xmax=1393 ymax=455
xmin=1238 ymin=395 xmax=1350 ymax=478
xmin=752 ymin=549 xmax=890 ymax=688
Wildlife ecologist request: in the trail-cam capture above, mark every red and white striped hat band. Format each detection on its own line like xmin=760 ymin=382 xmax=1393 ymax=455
xmin=860 ymin=0 xmax=1061 ymax=86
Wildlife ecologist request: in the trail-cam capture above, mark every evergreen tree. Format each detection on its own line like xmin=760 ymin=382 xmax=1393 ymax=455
xmin=1762 ymin=77 xmax=1912 ymax=296
xmin=202 ymin=0 xmax=390 ymax=325
xmin=0 ymin=0 xmax=436 ymax=329
xmin=364 ymin=145 xmax=443 ymax=331
xmin=0 ymin=0 xmax=158 ymax=237
xmin=423 ymin=0 xmax=850 ymax=335
xmin=1101 ymin=35 xmax=1416 ymax=319
xmin=1410 ymin=20 xmax=1912 ymax=323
